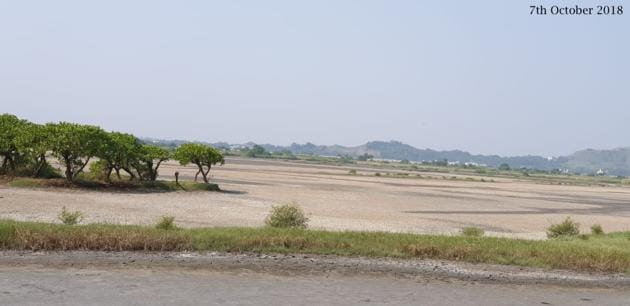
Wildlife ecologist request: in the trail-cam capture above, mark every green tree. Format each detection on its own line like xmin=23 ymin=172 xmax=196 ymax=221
xmin=98 ymin=132 xmax=143 ymax=181
xmin=498 ymin=163 xmax=511 ymax=171
xmin=133 ymin=145 xmax=170 ymax=181
xmin=245 ymin=144 xmax=268 ymax=158
xmin=48 ymin=122 xmax=107 ymax=182
xmin=174 ymin=143 xmax=224 ymax=183
xmin=357 ymin=153 xmax=374 ymax=161
xmin=15 ymin=123 xmax=52 ymax=177
xmin=0 ymin=114 xmax=29 ymax=174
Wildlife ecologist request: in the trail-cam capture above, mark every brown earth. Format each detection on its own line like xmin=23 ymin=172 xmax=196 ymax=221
xmin=2 ymin=157 xmax=630 ymax=239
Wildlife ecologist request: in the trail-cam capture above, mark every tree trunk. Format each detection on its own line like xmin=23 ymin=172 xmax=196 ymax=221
xmin=65 ymin=161 xmax=73 ymax=182
xmin=201 ymin=166 xmax=210 ymax=183
xmin=150 ymin=160 xmax=163 ymax=181
xmin=32 ymin=155 xmax=47 ymax=178
xmin=6 ymin=156 xmax=15 ymax=174
xmin=122 ymin=167 xmax=135 ymax=181
xmin=105 ymin=167 xmax=113 ymax=183
xmin=0 ymin=157 xmax=7 ymax=174
xmin=74 ymin=158 xmax=90 ymax=179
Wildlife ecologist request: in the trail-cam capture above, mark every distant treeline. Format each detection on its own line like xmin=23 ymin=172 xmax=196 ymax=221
xmin=0 ymin=114 xmax=223 ymax=183
xmin=145 ymin=139 xmax=630 ymax=176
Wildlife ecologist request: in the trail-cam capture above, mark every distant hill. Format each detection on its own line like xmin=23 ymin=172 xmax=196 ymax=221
xmin=142 ymin=138 xmax=630 ymax=176
xmin=261 ymin=140 xmax=565 ymax=171
xmin=562 ymin=147 xmax=630 ymax=176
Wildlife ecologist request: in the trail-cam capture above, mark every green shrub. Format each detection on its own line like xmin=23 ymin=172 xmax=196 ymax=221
xmin=155 ymin=215 xmax=177 ymax=230
xmin=547 ymin=217 xmax=580 ymax=238
xmin=375 ymin=172 xmax=381 ymax=177
xmin=591 ymin=224 xmax=604 ymax=235
xmin=265 ymin=203 xmax=309 ymax=228
xmin=38 ymin=164 xmax=63 ymax=179
xmin=348 ymin=169 xmax=357 ymax=175
xmin=461 ymin=227 xmax=484 ymax=237
xmin=58 ymin=207 xmax=84 ymax=225
xmin=88 ymin=160 xmax=109 ymax=181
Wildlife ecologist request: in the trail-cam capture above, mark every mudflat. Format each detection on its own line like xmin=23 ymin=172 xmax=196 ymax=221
xmin=2 ymin=157 xmax=630 ymax=239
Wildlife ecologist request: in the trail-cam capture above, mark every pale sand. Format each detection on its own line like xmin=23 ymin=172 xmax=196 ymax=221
xmin=2 ymin=157 xmax=630 ymax=239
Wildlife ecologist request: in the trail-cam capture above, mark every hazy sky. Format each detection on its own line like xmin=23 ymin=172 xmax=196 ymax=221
xmin=1 ymin=1 xmax=627 ymax=156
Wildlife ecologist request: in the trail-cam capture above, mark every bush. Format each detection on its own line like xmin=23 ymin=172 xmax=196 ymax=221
xmin=265 ymin=203 xmax=309 ymax=228
xmin=591 ymin=224 xmax=604 ymax=235
xmin=547 ymin=217 xmax=580 ymax=238
xmin=461 ymin=227 xmax=484 ymax=237
xmin=88 ymin=160 xmax=109 ymax=181
xmin=348 ymin=169 xmax=357 ymax=175
xmin=58 ymin=207 xmax=83 ymax=225
xmin=38 ymin=164 xmax=63 ymax=179
xmin=375 ymin=172 xmax=381 ymax=177
xmin=155 ymin=215 xmax=177 ymax=230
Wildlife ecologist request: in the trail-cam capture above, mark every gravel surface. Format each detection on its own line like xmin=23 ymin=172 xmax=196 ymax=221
xmin=1 ymin=251 xmax=629 ymax=288
xmin=1 ymin=251 xmax=629 ymax=306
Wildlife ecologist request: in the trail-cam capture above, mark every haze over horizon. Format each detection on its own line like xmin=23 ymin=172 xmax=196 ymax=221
xmin=1 ymin=1 xmax=628 ymax=157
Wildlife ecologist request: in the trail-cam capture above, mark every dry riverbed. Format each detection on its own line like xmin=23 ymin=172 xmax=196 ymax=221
xmin=2 ymin=158 xmax=630 ymax=239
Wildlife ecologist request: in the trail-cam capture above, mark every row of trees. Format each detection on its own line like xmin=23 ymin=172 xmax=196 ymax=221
xmin=0 ymin=114 xmax=224 ymax=183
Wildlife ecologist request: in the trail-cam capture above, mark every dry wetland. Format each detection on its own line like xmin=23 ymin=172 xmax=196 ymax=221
xmin=2 ymin=157 xmax=630 ymax=240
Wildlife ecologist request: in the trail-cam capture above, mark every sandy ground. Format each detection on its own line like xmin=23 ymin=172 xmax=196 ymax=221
xmin=2 ymin=157 xmax=630 ymax=239
xmin=1 ymin=251 xmax=630 ymax=305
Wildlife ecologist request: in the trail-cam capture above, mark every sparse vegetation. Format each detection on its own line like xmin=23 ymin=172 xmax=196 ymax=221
xmin=265 ymin=203 xmax=309 ymax=228
xmin=591 ymin=224 xmax=604 ymax=235
xmin=155 ymin=216 xmax=177 ymax=230
xmin=2 ymin=220 xmax=630 ymax=273
xmin=348 ymin=169 xmax=357 ymax=175
xmin=57 ymin=207 xmax=84 ymax=225
xmin=461 ymin=227 xmax=484 ymax=237
xmin=547 ymin=217 xmax=580 ymax=238
xmin=6 ymin=177 xmax=218 ymax=192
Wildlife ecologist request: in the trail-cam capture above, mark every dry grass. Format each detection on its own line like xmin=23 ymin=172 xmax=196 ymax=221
xmin=2 ymin=220 xmax=630 ymax=273
xmin=0 ymin=222 xmax=189 ymax=251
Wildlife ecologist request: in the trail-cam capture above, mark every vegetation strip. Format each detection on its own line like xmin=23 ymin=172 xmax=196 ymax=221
xmin=1 ymin=220 xmax=629 ymax=273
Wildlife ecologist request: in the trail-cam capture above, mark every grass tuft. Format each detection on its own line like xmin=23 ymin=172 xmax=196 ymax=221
xmin=265 ymin=203 xmax=309 ymax=228
xmin=155 ymin=216 xmax=178 ymax=230
xmin=58 ymin=207 xmax=83 ymax=225
xmin=547 ymin=217 xmax=580 ymax=238
xmin=461 ymin=227 xmax=484 ymax=237
xmin=591 ymin=224 xmax=604 ymax=235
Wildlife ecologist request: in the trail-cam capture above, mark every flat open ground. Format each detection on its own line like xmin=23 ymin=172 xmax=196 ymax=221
xmin=2 ymin=252 xmax=629 ymax=306
xmin=2 ymin=158 xmax=630 ymax=239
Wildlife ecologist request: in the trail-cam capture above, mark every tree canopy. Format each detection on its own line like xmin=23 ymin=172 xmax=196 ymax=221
xmin=0 ymin=114 xmax=29 ymax=174
xmin=47 ymin=122 xmax=108 ymax=182
xmin=1 ymin=113 xmax=222 ymax=184
xmin=173 ymin=143 xmax=224 ymax=183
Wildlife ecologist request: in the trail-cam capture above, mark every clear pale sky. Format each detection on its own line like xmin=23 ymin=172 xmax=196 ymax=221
xmin=1 ymin=1 xmax=627 ymax=156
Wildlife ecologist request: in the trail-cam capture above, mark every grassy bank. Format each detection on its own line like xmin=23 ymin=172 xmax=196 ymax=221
xmin=1 ymin=220 xmax=629 ymax=273
xmin=4 ymin=177 xmax=219 ymax=192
